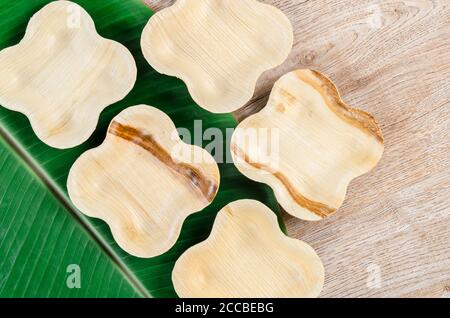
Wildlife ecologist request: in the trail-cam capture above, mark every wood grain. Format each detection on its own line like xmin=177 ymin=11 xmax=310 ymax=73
xmin=145 ymin=0 xmax=450 ymax=298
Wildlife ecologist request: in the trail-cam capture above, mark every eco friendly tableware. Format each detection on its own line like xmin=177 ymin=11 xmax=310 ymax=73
xmin=67 ymin=105 xmax=220 ymax=258
xmin=141 ymin=0 xmax=293 ymax=113
xmin=231 ymin=70 xmax=384 ymax=221
xmin=0 ymin=1 xmax=136 ymax=148
xmin=172 ymin=199 xmax=324 ymax=298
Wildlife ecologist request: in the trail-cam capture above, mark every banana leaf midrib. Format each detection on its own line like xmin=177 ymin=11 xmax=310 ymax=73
xmin=0 ymin=125 xmax=150 ymax=297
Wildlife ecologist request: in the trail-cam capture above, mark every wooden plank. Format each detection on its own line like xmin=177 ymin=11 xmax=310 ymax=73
xmin=144 ymin=0 xmax=450 ymax=297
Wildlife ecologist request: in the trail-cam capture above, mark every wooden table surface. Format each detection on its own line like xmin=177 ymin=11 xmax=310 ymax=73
xmin=145 ymin=0 xmax=450 ymax=298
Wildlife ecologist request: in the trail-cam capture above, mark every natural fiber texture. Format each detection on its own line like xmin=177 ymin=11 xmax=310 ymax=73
xmin=141 ymin=0 xmax=293 ymax=113
xmin=173 ymin=199 xmax=324 ymax=298
xmin=0 ymin=1 xmax=136 ymax=148
xmin=68 ymin=105 xmax=220 ymax=258
xmin=231 ymin=70 xmax=384 ymax=220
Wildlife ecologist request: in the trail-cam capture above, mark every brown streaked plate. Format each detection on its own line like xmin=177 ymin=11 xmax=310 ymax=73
xmin=172 ymin=199 xmax=324 ymax=298
xmin=0 ymin=1 xmax=136 ymax=149
xmin=67 ymin=105 xmax=220 ymax=258
xmin=141 ymin=0 xmax=293 ymax=114
xmin=231 ymin=69 xmax=384 ymax=221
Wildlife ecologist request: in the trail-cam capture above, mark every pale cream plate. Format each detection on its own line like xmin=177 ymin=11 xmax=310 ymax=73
xmin=0 ymin=1 xmax=136 ymax=148
xmin=231 ymin=70 xmax=384 ymax=221
xmin=67 ymin=105 xmax=220 ymax=258
xmin=172 ymin=199 xmax=325 ymax=298
xmin=141 ymin=0 xmax=293 ymax=113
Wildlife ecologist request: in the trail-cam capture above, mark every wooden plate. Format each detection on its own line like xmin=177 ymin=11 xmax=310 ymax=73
xmin=231 ymin=70 xmax=384 ymax=221
xmin=141 ymin=0 xmax=293 ymax=113
xmin=172 ymin=199 xmax=324 ymax=298
xmin=0 ymin=1 xmax=136 ymax=148
xmin=67 ymin=105 xmax=220 ymax=258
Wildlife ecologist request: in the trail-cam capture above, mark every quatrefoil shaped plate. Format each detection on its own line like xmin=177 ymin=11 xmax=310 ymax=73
xmin=231 ymin=70 xmax=384 ymax=221
xmin=0 ymin=1 xmax=136 ymax=148
xmin=141 ymin=0 xmax=293 ymax=113
xmin=68 ymin=105 xmax=220 ymax=258
xmin=173 ymin=199 xmax=324 ymax=298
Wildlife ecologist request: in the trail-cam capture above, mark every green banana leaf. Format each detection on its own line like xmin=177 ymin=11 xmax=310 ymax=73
xmin=0 ymin=0 xmax=280 ymax=297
